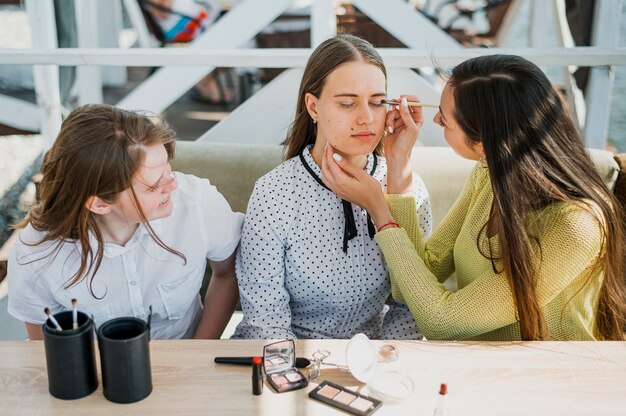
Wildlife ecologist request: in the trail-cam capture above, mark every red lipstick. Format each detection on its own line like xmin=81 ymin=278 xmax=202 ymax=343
xmin=252 ymin=356 xmax=264 ymax=395
xmin=433 ymin=383 xmax=448 ymax=415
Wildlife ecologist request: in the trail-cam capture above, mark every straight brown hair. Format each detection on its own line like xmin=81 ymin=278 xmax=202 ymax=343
xmin=449 ymin=55 xmax=626 ymax=340
xmin=283 ymin=33 xmax=386 ymax=160
xmin=16 ymin=104 xmax=186 ymax=297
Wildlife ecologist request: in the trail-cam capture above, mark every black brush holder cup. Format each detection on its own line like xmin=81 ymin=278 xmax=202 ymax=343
xmin=42 ymin=311 xmax=98 ymax=400
xmin=97 ymin=316 xmax=152 ymax=404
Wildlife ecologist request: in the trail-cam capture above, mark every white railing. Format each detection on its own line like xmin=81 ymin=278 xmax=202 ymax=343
xmin=1 ymin=47 xmax=625 ymax=67
xmin=0 ymin=0 xmax=623 ymax=149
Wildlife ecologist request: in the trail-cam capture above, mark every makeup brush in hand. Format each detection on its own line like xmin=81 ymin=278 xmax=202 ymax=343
xmin=381 ymin=99 xmax=439 ymax=108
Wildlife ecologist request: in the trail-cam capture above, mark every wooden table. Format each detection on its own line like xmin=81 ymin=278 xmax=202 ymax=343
xmin=1 ymin=340 xmax=626 ymax=415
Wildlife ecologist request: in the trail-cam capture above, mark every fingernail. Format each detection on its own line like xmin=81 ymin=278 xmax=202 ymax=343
xmin=388 ymin=126 xmax=394 ymax=134
xmin=402 ymin=97 xmax=408 ymax=107
xmin=333 ymin=153 xmax=342 ymax=162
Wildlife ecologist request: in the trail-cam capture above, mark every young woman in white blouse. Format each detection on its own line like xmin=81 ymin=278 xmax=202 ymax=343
xmin=8 ymin=104 xmax=243 ymax=340
xmin=233 ymin=34 xmax=432 ymax=340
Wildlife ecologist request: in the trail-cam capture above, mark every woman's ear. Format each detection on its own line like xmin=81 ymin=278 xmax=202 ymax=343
xmin=474 ymin=141 xmax=485 ymax=159
xmin=85 ymin=196 xmax=111 ymax=215
xmin=304 ymin=92 xmax=319 ymax=123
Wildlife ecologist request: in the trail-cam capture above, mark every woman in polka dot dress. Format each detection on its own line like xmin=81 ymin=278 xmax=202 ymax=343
xmin=232 ymin=34 xmax=431 ymax=340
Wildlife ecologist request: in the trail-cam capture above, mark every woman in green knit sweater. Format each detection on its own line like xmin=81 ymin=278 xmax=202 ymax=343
xmin=321 ymin=54 xmax=626 ymax=341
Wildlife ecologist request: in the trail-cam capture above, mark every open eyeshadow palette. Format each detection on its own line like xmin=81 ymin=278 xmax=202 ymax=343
xmin=309 ymin=380 xmax=383 ymax=416
xmin=263 ymin=339 xmax=308 ymax=393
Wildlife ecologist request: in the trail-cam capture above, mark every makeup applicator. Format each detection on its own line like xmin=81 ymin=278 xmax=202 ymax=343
xmin=44 ymin=307 xmax=63 ymax=331
xmin=71 ymin=298 xmax=78 ymax=329
xmin=215 ymin=356 xmax=311 ymax=368
xmin=381 ymin=99 xmax=438 ymax=108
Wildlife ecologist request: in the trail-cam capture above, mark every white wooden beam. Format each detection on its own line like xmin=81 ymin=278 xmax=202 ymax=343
xmin=492 ymin=0 xmax=522 ymax=46
xmin=351 ymin=0 xmax=460 ymax=49
xmin=3 ymin=47 xmax=626 ymax=67
xmin=311 ymin=0 xmax=336 ymax=46
xmin=553 ymin=0 xmax=575 ymax=48
xmin=584 ymin=0 xmax=623 ymax=149
xmin=377 ymin=47 xmax=626 ymax=68
xmin=75 ymin=0 xmax=103 ymax=105
xmin=529 ymin=0 xmax=551 ymax=47
xmin=197 ymin=68 xmax=301 ymax=144
xmin=553 ymin=0 xmax=585 ymax=132
xmin=25 ymin=0 xmax=62 ymax=149
xmin=98 ymin=1 xmax=126 ymax=87
xmin=0 ymin=95 xmax=40 ymax=132
xmin=117 ymin=0 xmax=293 ymax=113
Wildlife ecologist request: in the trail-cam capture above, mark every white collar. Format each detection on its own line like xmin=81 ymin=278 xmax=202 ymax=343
xmin=87 ymin=218 xmax=164 ymax=258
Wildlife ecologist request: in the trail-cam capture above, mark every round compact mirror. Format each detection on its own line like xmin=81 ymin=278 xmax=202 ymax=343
xmin=346 ymin=333 xmax=378 ymax=382
xmin=345 ymin=333 xmax=414 ymax=403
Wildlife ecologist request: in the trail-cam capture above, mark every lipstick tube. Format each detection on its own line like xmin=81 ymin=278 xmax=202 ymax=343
xmin=252 ymin=356 xmax=264 ymax=395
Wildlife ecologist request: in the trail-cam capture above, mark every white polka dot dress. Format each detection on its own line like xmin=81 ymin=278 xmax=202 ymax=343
xmin=232 ymin=146 xmax=432 ymax=340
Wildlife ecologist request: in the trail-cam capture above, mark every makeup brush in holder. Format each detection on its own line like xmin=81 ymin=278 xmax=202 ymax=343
xmin=42 ymin=304 xmax=98 ymax=400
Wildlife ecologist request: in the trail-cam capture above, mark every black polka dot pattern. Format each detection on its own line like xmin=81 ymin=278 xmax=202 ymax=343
xmin=232 ymin=146 xmax=432 ymax=340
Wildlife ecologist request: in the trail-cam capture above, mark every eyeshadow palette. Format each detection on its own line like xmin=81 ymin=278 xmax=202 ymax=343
xmin=267 ymin=368 xmax=306 ymax=391
xmin=309 ymin=380 xmax=382 ymax=416
xmin=263 ymin=339 xmax=308 ymax=393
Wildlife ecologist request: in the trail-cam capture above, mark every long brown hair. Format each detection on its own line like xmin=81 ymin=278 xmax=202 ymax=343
xmin=448 ymin=54 xmax=626 ymax=340
xmin=283 ymin=33 xmax=386 ymax=160
xmin=16 ymin=104 xmax=186 ymax=296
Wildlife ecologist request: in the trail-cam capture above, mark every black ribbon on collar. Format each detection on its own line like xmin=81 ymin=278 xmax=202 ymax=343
xmin=299 ymin=151 xmax=377 ymax=253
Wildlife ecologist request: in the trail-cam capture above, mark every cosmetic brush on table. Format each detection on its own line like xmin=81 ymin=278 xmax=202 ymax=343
xmin=215 ymin=356 xmax=311 ymax=368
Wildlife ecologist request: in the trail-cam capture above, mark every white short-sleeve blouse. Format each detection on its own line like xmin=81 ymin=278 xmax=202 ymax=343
xmin=8 ymin=173 xmax=243 ymax=339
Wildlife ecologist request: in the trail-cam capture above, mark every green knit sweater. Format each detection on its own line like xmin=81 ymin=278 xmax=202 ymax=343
xmin=374 ymin=164 xmax=604 ymax=340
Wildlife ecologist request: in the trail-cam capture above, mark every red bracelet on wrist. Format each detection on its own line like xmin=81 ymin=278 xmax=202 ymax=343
xmin=377 ymin=221 xmax=400 ymax=232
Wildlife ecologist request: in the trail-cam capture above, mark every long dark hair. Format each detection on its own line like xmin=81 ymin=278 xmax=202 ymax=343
xmin=284 ymin=33 xmax=386 ymax=160
xmin=16 ymin=104 xmax=186 ymax=296
xmin=448 ymin=54 xmax=626 ymax=340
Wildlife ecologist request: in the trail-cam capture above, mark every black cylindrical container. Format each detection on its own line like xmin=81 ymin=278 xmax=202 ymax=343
xmin=42 ymin=311 xmax=98 ymax=400
xmin=97 ymin=317 xmax=152 ymax=404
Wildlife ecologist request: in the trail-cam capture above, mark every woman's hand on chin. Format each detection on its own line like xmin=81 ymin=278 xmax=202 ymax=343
xmin=321 ymin=145 xmax=392 ymax=226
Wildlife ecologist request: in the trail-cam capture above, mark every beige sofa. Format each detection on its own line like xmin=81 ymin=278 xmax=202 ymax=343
xmin=172 ymin=141 xmax=620 ymax=229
